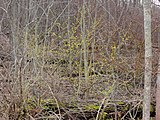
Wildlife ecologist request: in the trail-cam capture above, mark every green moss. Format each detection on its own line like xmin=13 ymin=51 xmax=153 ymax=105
xmin=115 ymin=101 xmax=125 ymax=105
xmin=85 ymin=104 xmax=100 ymax=110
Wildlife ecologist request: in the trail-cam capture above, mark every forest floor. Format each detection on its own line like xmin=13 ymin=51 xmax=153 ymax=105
xmin=0 ymin=67 xmax=156 ymax=120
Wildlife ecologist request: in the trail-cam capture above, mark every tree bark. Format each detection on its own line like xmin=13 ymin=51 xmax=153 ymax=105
xmin=143 ymin=0 xmax=152 ymax=120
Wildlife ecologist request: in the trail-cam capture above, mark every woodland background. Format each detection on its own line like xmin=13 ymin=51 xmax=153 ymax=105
xmin=0 ymin=0 xmax=159 ymax=120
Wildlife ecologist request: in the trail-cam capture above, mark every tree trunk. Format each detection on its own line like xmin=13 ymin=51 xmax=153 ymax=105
xmin=156 ymin=22 xmax=160 ymax=120
xmin=143 ymin=0 xmax=152 ymax=120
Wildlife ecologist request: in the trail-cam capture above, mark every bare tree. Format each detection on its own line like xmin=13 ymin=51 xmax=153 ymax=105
xmin=143 ymin=0 xmax=152 ymax=120
xmin=0 ymin=33 xmax=12 ymax=61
